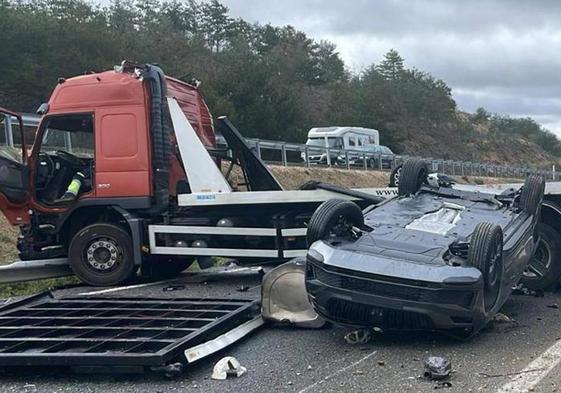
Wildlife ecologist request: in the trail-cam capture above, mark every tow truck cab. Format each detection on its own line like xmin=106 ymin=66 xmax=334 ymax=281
xmin=0 ymin=63 xmax=214 ymax=262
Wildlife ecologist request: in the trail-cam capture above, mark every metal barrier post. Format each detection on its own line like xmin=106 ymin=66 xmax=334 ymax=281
xmin=345 ymin=151 xmax=350 ymax=170
xmin=378 ymin=153 xmax=382 ymax=170
xmin=5 ymin=116 xmax=13 ymax=147
xmin=281 ymin=143 xmax=287 ymax=166
xmin=304 ymin=146 xmax=310 ymax=167
xmin=256 ymin=141 xmax=262 ymax=159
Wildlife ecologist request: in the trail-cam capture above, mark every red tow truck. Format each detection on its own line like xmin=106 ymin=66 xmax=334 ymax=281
xmin=0 ymin=61 xmax=391 ymax=286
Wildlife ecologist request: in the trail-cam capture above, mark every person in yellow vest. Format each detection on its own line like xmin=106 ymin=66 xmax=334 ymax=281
xmin=56 ymin=167 xmax=90 ymax=204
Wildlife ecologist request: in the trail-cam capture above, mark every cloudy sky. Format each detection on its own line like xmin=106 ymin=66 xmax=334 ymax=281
xmin=221 ymin=0 xmax=561 ymax=136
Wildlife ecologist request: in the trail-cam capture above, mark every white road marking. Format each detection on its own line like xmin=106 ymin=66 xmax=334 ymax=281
xmin=497 ymin=339 xmax=561 ymax=393
xmin=298 ymin=350 xmax=377 ymax=393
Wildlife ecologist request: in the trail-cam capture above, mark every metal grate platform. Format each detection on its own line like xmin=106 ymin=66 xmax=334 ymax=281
xmin=0 ymin=292 xmax=260 ymax=368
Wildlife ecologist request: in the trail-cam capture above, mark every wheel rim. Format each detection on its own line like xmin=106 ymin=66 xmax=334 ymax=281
xmin=393 ymin=167 xmax=402 ymax=186
xmin=85 ymin=238 xmax=123 ymax=273
xmin=485 ymin=242 xmax=502 ymax=311
xmin=524 ymin=238 xmax=552 ymax=280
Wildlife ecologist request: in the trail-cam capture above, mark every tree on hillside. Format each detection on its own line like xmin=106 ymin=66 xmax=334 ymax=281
xmin=376 ymin=49 xmax=404 ymax=80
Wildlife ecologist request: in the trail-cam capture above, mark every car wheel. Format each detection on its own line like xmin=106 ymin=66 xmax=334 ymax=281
xmin=468 ymin=222 xmax=503 ymax=313
xmin=389 ymin=165 xmax=402 ymax=187
xmin=307 ymin=199 xmax=364 ymax=245
xmin=520 ymin=175 xmax=545 ymax=215
xmin=69 ymin=223 xmax=137 ymax=286
xmin=521 ymin=223 xmax=561 ymax=291
xmin=397 ymin=159 xmax=428 ymax=196
xmin=144 ymin=256 xmax=195 ymax=279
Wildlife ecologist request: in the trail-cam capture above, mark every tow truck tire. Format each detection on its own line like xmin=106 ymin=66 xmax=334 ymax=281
xmin=520 ymin=175 xmax=545 ymax=215
xmin=397 ymin=159 xmax=428 ymax=196
xmin=468 ymin=222 xmax=503 ymax=313
xmin=521 ymin=224 xmax=561 ymax=291
xmin=307 ymin=199 xmax=363 ymax=245
xmin=389 ymin=164 xmax=402 ymax=187
xmin=69 ymin=223 xmax=137 ymax=286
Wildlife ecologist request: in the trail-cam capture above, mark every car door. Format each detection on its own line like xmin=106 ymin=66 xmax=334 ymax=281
xmin=0 ymin=108 xmax=30 ymax=224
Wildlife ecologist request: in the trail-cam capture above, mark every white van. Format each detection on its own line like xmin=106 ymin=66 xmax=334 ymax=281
xmin=301 ymin=126 xmax=380 ymax=165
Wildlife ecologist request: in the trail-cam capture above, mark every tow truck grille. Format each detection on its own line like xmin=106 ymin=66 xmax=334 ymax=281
xmin=0 ymin=293 xmax=259 ymax=368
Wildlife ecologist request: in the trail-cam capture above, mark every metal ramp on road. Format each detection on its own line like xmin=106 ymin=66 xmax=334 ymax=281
xmin=0 ymin=292 xmax=261 ymax=371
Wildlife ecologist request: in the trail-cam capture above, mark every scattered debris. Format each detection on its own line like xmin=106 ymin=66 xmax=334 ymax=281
xmin=162 ymin=284 xmax=185 ymax=292
xmin=547 ymin=303 xmax=559 ymax=309
xmin=434 ymin=381 xmax=453 ymax=389
xmin=211 ymin=356 xmax=247 ymax=380
xmin=237 ymin=285 xmax=250 ymax=292
xmin=344 ymin=329 xmax=372 ymax=345
xmin=377 ymin=360 xmax=385 ymax=366
xmin=307 ymin=365 xmax=313 ymax=371
xmin=487 ymin=313 xmax=519 ymax=332
xmin=423 ymin=357 xmax=452 ymax=380
xmin=150 ymin=362 xmax=183 ymax=378
xmin=512 ymin=284 xmax=544 ymax=297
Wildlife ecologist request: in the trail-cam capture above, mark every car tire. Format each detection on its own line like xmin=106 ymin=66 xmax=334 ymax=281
xmin=145 ymin=256 xmax=195 ymax=279
xmin=307 ymin=199 xmax=364 ymax=245
xmin=468 ymin=222 xmax=503 ymax=313
xmin=520 ymin=175 xmax=545 ymax=215
xmin=69 ymin=223 xmax=137 ymax=286
xmin=521 ymin=223 xmax=561 ymax=291
xmin=389 ymin=165 xmax=402 ymax=187
xmin=397 ymin=159 xmax=428 ymax=196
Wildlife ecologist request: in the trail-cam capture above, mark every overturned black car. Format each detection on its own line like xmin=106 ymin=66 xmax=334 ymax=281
xmin=305 ymin=159 xmax=545 ymax=336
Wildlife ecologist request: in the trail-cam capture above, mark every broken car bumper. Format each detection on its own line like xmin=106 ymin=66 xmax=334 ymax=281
xmin=305 ymin=241 xmax=487 ymax=333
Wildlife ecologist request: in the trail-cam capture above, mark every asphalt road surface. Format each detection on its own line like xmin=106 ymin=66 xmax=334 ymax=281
xmin=1 ymin=269 xmax=561 ymax=393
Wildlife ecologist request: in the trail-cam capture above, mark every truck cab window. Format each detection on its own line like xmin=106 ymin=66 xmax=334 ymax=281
xmin=36 ymin=115 xmax=94 ymax=205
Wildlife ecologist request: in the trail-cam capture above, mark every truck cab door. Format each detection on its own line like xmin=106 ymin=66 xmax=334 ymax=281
xmin=0 ymin=109 xmax=30 ymax=224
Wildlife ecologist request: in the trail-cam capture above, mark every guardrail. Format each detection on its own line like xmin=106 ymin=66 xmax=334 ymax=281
xmin=5 ymin=113 xmax=559 ymax=180
xmin=245 ymin=138 xmax=560 ymax=180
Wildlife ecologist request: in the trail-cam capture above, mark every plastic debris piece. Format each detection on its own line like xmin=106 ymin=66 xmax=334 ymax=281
xmin=344 ymin=329 xmax=372 ymax=345
xmin=547 ymin=303 xmax=559 ymax=309
xmin=423 ymin=357 xmax=452 ymax=380
xmin=211 ymin=356 xmax=247 ymax=380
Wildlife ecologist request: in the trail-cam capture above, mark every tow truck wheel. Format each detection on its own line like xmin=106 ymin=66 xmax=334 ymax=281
xmin=307 ymin=199 xmax=364 ymax=245
xmin=468 ymin=222 xmax=503 ymax=313
xmin=520 ymin=175 xmax=545 ymax=215
xmin=521 ymin=224 xmax=561 ymax=291
xmin=397 ymin=159 xmax=428 ymax=196
xmin=69 ymin=223 xmax=137 ymax=286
